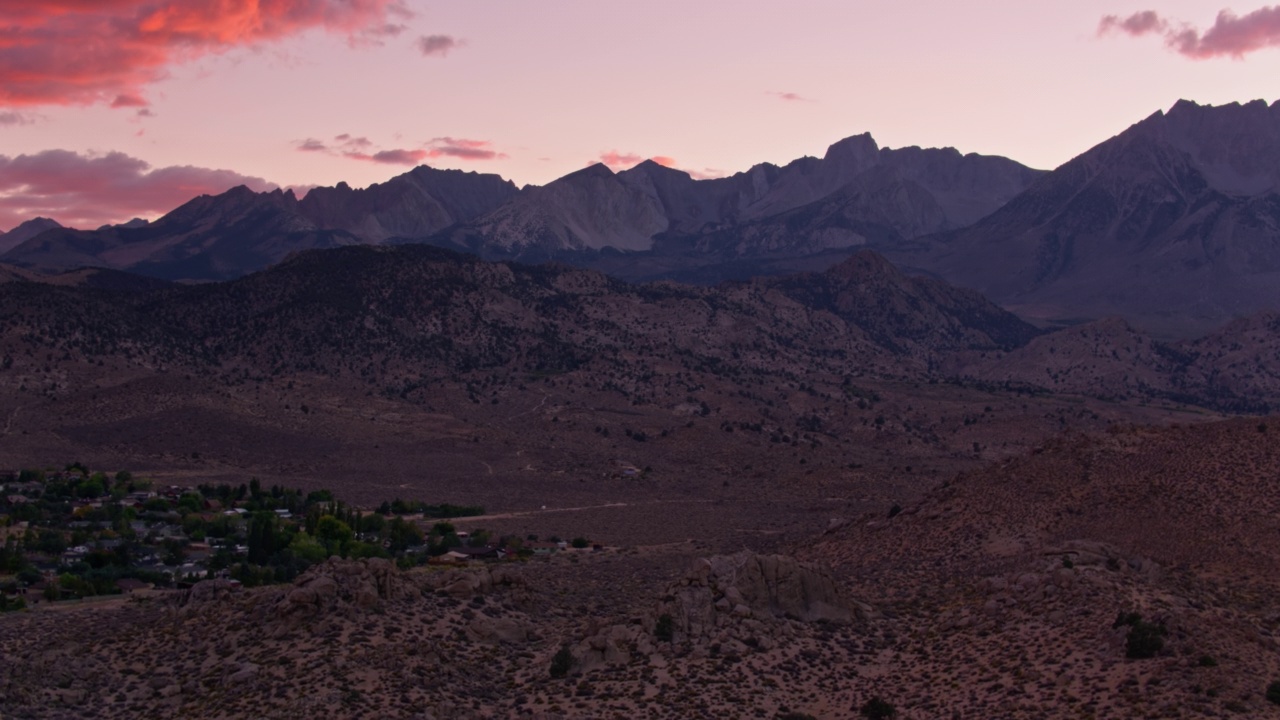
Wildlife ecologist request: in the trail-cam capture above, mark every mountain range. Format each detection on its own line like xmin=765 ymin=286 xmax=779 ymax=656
xmin=3 ymin=99 xmax=1280 ymax=337
xmin=0 ymin=134 xmax=1040 ymax=284
xmin=895 ymin=98 xmax=1280 ymax=338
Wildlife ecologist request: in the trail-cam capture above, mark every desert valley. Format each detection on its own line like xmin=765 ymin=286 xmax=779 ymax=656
xmin=0 ymin=96 xmax=1278 ymax=718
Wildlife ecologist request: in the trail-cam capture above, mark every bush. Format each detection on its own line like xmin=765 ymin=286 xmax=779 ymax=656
xmin=655 ymin=613 xmax=674 ymax=642
xmin=860 ymin=696 xmax=897 ymax=719
xmin=1114 ymin=611 xmax=1166 ymax=659
xmin=1266 ymin=680 xmax=1280 ymax=705
xmin=570 ymin=537 xmax=590 ymax=549
xmin=549 ymin=646 xmax=573 ymax=679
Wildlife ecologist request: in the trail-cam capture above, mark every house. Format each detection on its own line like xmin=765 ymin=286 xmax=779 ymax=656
xmin=5 ymin=494 xmax=28 ymax=505
xmin=528 ymin=542 xmax=560 ymax=555
xmin=450 ymin=546 xmax=504 ymax=561
xmin=435 ymin=550 xmax=470 ymax=564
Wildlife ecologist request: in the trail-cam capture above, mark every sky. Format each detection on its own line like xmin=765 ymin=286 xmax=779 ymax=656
xmin=2 ymin=0 xmax=1280 ymax=230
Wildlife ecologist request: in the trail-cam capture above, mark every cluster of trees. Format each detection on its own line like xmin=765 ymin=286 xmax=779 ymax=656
xmin=0 ymin=464 xmax=512 ymax=601
xmin=375 ymin=499 xmax=484 ymax=518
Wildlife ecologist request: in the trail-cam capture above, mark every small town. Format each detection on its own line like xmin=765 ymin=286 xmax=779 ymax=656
xmin=0 ymin=465 xmax=592 ymax=611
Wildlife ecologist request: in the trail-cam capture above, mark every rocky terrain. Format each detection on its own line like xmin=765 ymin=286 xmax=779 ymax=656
xmin=0 ymin=241 xmax=1278 ymax=717
xmin=3 ymin=418 xmax=1279 ymax=718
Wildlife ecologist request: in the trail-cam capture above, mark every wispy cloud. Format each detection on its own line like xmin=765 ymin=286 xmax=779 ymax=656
xmin=295 ymin=134 xmax=506 ymax=165
xmin=417 ymin=34 xmax=464 ymax=57
xmin=0 ymin=1 xmax=412 ymax=109
xmin=0 ymin=111 xmax=38 ymax=127
xmin=768 ymin=91 xmax=815 ymax=102
xmin=0 ymin=148 xmax=276 ymax=229
xmin=1099 ymin=6 xmax=1280 ymax=59
xmin=427 ymin=137 xmax=506 ymax=160
xmin=596 ymin=151 xmax=678 ymax=171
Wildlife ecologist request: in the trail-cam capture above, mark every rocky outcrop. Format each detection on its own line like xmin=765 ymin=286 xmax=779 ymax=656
xmin=186 ymin=578 xmax=238 ymax=606
xmin=275 ymin=557 xmax=407 ymax=622
xmin=422 ymin=564 xmax=530 ymax=602
xmin=658 ymin=552 xmax=855 ymax=638
xmin=558 ymin=552 xmax=860 ymax=677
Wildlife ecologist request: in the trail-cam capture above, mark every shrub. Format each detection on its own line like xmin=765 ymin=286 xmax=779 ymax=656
xmin=1114 ymin=611 xmax=1166 ymax=659
xmin=860 ymin=696 xmax=897 ymax=719
xmin=1266 ymin=680 xmax=1280 ymax=705
xmin=655 ymin=613 xmax=674 ymax=642
xmin=549 ymin=646 xmax=573 ymax=679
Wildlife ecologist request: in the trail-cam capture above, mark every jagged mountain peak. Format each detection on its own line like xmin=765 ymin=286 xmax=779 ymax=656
xmin=822 ymin=132 xmax=880 ymax=166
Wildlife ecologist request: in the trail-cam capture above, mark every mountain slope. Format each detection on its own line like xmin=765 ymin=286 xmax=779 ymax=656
xmin=0 ymin=217 xmax=62 ymax=254
xmin=900 ymin=99 xmax=1280 ymax=338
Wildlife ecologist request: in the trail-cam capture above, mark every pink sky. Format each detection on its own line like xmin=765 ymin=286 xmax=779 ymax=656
xmin=2 ymin=0 xmax=1279 ymax=230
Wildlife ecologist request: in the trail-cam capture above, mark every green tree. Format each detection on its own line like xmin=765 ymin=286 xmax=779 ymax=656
xmin=35 ymin=529 xmax=66 ymax=555
xmin=287 ymin=531 xmax=327 ymax=565
xmin=386 ymin=516 xmax=423 ymax=554
xmin=247 ymin=512 xmax=278 ymax=565
xmin=315 ymin=515 xmax=353 ymax=558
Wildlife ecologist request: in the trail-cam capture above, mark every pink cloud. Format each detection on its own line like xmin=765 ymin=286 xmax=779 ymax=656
xmin=109 ymin=93 xmax=148 ymax=108
xmin=597 ymin=151 xmax=642 ymax=170
xmin=334 ymin=134 xmax=373 ymax=150
xmin=361 ymin=149 xmax=430 ymax=165
xmin=298 ymin=134 xmax=506 ymax=164
xmin=597 ymin=151 xmax=678 ymax=171
xmin=1099 ymin=6 xmax=1280 ymax=59
xmin=417 ymin=34 xmax=463 ymax=57
xmin=425 ymin=137 xmax=506 ymax=160
xmin=768 ymin=91 xmax=814 ymax=102
xmin=0 ymin=1 xmax=411 ymax=108
xmin=1098 ymin=10 xmax=1167 ymax=37
xmin=0 ymin=148 xmax=276 ymax=229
